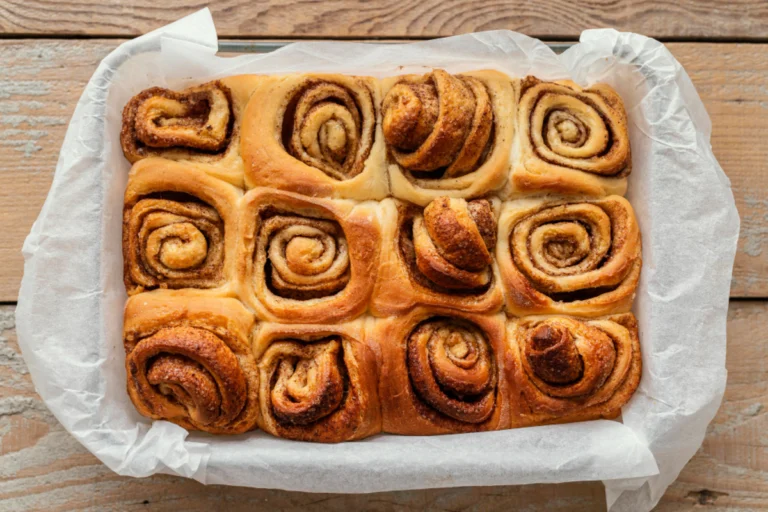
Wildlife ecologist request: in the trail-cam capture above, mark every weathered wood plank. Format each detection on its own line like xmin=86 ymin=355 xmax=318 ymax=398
xmin=0 ymin=1 xmax=767 ymax=40
xmin=0 ymin=40 xmax=765 ymax=300
xmin=1 ymin=301 xmax=764 ymax=510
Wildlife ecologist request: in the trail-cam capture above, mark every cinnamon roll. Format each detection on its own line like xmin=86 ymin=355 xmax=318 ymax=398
xmin=121 ymin=76 xmax=262 ymax=187
xmin=497 ymin=196 xmax=641 ymax=317
xmin=509 ymin=77 xmax=631 ymax=197
xmin=373 ymin=308 xmax=509 ymax=435
xmin=382 ymin=69 xmax=515 ymax=206
xmin=123 ymin=159 xmax=241 ymax=296
xmin=237 ymin=188 xmax=379 ymax=323
xmin=253 ymin=321 xmax=380 ymax=442
xmin=123 ymin=293 xmax=259 ymax=434
xmin=371 ymin=197 xmax=503 ymax=316
xmin=506 ymin=313 xmax=641 ymax=425
xmin=241 ymin=74 xmax=388 ymax=200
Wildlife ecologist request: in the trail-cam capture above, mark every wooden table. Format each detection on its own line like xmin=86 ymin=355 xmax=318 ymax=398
xmin=1 ymin=2 xmax=766 ymax=510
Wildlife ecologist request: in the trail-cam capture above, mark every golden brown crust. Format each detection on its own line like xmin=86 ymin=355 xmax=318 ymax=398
xmin=241 ymin=74 xmax=388 ymax=200
xmin=123 ymin=158 xmax=241 ymax=297
xmin=372 ymin=309 xmax=510 ymax=435
xmin=371 ymin=198 xmax=503 ymax=316
xmin=123 ymin=292 xmax=259 ymax=434
xmin=383 ymin=70 xmax=516 ymax=206
xmin=121 ymin=76 xmax=262 ymax=187
xmin=253 ymin=321 xmax=381 ymax=442
xmin=496 ymin=196 xmax=641 ymax=317
xmin=507 ymin=77 xmax=631 ymax=198
xmin=505 ymin=313 xmax=642 ymax=426
xmin=236 ymin=188 xmax=379 ymax=323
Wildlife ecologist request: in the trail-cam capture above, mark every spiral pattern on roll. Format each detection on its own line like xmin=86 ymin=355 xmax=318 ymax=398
xmin=519 ymin=76 xmax=630 ymax=177
xmin=261 ymin=339 xmax=346 ymax=426
xmin=126 ymin=326 xmax=253 ymax=433
xmin=257 ymin=214 xmax=350 ymax=300
xmin=283 ymin=78 xmax=376 ymax=180
xmin=124 ymin=198 xmax=225 ymax=293
xmin=121 ymin=81 xmax=233 ymax=161
xmin=383 ymin=69 xmax=494 ymax=178
xmin=517 ymin=316 xmax=636 ymax=412
xmin=510 ymin=198 xmax=639 ymax=298
xmin=407 ymin=318 xmax=497 ymax=423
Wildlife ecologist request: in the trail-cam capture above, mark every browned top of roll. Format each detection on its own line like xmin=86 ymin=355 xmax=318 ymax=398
xmin=121 ymin=81 xmax=234 ymax=162
xmin=126 ymin=326 xmax=249 ymax=431
xmin=519 ymin=76 xmax=630 ymax=177
xmin=383 ymin=69 xmax=494 ymax=178
xmin=282 ymin=78 xmax=376 ymax=181
xmin=401 ymin=197 xmax=496 ymax=293
xmin=407 ymin=318 xmax=497 ymax=424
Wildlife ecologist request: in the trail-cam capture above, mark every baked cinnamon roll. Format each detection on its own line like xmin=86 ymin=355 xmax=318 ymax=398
xmin=373 ymin=309 xmax=509 ymax=435
xmin=123 ymin=293 xmax=259 ymax=434
xmin=497 ymin=196 xmax=641 ymax=317
xmin=371 ymin=197 xmax=503 ymax=316
xmin=121 ymin=76 xmax=261 ymax=187
xmin=241 ymin=74 xmax=388 ymax=200
xmin=237 ymin=188 xmax=379 ymax=323
xmin=382 ymin=69 xmax=515 ymax=206
xmin=509 ymin=76 xmax=631 ymax=197
xmin=253 ymin=321 xmax=380 ymax=442
xmin=506 ymin=313 xmax=641 ymax=425
xmin=123 ymin=159 xmax=240 ymax=296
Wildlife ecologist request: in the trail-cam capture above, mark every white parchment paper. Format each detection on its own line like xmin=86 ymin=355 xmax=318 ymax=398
xmin=16 ymin=9 xmax=739 ymax=511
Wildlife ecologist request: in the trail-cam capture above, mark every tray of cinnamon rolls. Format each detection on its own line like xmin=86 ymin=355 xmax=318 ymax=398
xmin=120 ymin=67 xmax=642 ymax=442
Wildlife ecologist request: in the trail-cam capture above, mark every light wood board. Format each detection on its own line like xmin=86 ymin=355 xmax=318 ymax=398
xmin=0 ymin=40 xmax=765 ymax=301
xmin=0 ymin=1 xmax=767 ymax=40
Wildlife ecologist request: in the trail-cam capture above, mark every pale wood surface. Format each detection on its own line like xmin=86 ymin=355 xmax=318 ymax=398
xmin=0 ymin=40 xmax=765 ymax=301
xmin=1 ymin=5 xmax=766 ymax=508
xmin=2 ymin=302 xmax=764 ymax=510
xmin=0 ymin=0 xmax=767 ymax=40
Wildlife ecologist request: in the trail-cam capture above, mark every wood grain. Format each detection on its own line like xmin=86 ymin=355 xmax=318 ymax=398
xmin=0 ymin=40 xmax=766 ymax=300
xmin=1 ymin=301 xmax=764 ymax=510
xmin=1 ymin=1 xmax=767 ymax=40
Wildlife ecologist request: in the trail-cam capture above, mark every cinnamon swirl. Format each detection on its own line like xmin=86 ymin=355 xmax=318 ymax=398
xmin=506 ymin=313 xmax=641 ymax=425
xmin=123 ymin=292 xmax=259 ymax=434
xmin=236 ymin=188 xmax=379 ymax=323
xmin=253 ymin=321 xmax=380 ymax=442
xmin=373 ymin=308 xmax=509 ymax=435
xmin=241 ymin=74 xmax=388 ymax=200
xmin=121 ymin=76 xmax=261 ymax=187
xmin=509 ymin=76 xmax=631 ymax=197
xmin=497 ymin=196 xmax=641 ymax=317
xmin=123 ymin=159 xmax=241 ymax=296
xmin=371 ymin=197 xmax=503 ymax=316
xmin=382 ymin=69 xmax=515 ymax=206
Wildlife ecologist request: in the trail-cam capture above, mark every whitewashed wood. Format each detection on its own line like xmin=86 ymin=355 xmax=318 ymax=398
xmin=0 ymin=0 xmax=766 ymax=39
